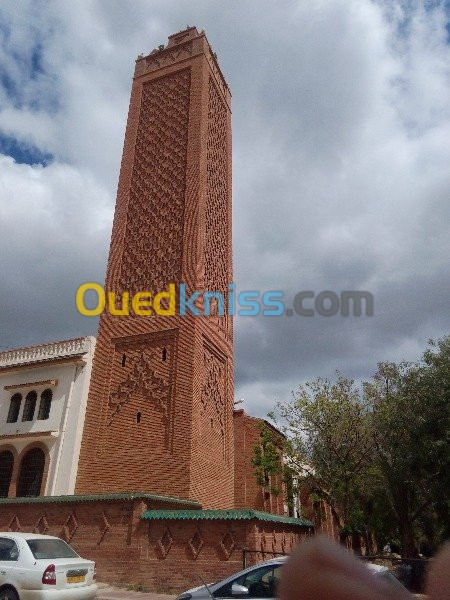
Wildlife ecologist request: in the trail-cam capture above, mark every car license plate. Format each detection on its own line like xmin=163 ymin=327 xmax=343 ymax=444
xmin=67 ymin=575 xmax=85 ymax=583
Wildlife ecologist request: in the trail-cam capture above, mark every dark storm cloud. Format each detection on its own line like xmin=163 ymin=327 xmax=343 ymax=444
xmin=0 ymin=1 xmax=449 ymax=416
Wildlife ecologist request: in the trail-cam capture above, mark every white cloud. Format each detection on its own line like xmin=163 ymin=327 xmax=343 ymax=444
xmin=0 ymin=0 xmax=448 ymax=415
xmin=0 ymin=154 xmax=111 ymax=344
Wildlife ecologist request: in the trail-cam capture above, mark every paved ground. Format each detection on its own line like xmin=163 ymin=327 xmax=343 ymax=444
xmin=96 ymin=584 xmax=176 ymax=599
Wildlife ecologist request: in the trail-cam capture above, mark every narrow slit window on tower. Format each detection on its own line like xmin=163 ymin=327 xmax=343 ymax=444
xmin=136 ymin=412 xmax=142 ymax=424
xmin=162 ymin=347 xmax=167 ymax=361
xmin=121 ymin=354 xmax=126 ymax=367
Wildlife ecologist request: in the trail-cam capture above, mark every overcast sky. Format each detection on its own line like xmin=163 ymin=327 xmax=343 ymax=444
xmin=0 ymin=0 xmax=449 ymax=416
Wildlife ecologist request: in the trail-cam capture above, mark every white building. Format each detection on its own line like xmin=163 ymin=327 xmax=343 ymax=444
xmin=0 ymin=337 xmax=95 ymax=498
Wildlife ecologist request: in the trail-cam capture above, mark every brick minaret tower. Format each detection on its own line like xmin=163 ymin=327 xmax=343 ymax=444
xmin=75 ymin=27 xmax=234 ymax=508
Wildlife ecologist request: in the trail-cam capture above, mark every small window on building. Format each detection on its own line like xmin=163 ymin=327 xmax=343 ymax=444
xmin=22 ymin=391 xmax=37 ymax=422
xmin=16 ymin=447 xmax=45 ymax=497
xmin=6 ymin=393 xmax=22 ymax=423
xmin=0 ymin=451 xmax=14 ymax=498
xmin=37 ymin=389 xmax=53 ymax=420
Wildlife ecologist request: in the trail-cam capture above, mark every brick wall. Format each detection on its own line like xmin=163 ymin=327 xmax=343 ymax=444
xmin=233 ymin=410 xmax=286 ymax=515
xmin=300 ymin=486 xmax=340 ymax=542
xmin=0 ymin=499 xmax=311 ymax=592
xmin=75 ymin=27 xmax=234 ymax=509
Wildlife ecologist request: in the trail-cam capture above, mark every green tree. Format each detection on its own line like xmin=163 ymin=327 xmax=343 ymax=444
xmin=255 ymin=336 xmax=449 ymax=555
xmin=365 ymin=336 xmax=450 ymax=556
xmin=270 ymin=375 xmax=376 ymax=540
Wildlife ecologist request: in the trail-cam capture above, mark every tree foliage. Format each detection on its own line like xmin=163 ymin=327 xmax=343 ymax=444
xmin=251 ymin=421 xmax=282 ymax=496
xmin=269 ymin=375 xmax=376 ymax=536
xmin=255 ymin=335 xmax=450 ymax=557
xmin=365 ymin=337 xmax=450 ymax=556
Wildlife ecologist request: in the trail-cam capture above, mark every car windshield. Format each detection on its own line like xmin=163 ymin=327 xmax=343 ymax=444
xmin=380 ymin=571 xmax=408 ymax=590
xmin=27 ymin=538 xmax=79 ymax=559
xmin=214 ymin=564 xmax=282 ymax=599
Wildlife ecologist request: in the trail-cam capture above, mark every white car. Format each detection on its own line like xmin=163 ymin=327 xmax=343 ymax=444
xmin=0 ymin=533 xmax=97 ymax=599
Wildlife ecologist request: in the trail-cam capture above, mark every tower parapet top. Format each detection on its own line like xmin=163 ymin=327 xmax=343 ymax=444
xmin=166 ymin=26 xmax=200 ymax=48
xmin=134 ymin=26 xmax=230 ymax=104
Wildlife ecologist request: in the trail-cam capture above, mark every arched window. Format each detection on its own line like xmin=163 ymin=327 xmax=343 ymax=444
xmin=22 ymin=391 xmax=37 ymax=422
xmin=0 ymin=451 xmax=14 ymax=498
xmin=37 ymin=389 xmax=53 ymax=420
xmin=16 ymin=448 xmax=45 ymax=497
xmin=6 ymin=394 xmax=22 ymax=423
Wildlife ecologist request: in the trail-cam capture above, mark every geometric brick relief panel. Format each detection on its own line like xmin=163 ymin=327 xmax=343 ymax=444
xmin=61 ymin=512 xmax=78 ymax=542
xmin=97 ymin=511 xmax=111 ymax=545
xmin=220 ymin=529 xmax=235 ymax=560
xmin=200 ymin=339 xmax=227 ymax=459
xmin=107 ymin=332 xmax=176 ymax=451
xmin=8 ymin=515 xmax=21 ymax=532
xmin=157 ymin=526 xmax=173 ymax=559
xmin=119 ymin=70 xmax=191 ymax=296
xmin=33 ymin=515 xmax=49 ymax=535
xmin=188 ymin=527 xmax=204 ymax=559
xmin=140 ymin=41 xmax=193 ymax=76
xmin=204 ymin=77 xmax=230 ymax=335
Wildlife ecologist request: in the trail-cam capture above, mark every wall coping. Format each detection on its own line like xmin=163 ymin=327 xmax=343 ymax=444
xmin=0 ymin=492 xmax=201 ymax=507
xmin=0 ymin=337 xmax=94 ymax=369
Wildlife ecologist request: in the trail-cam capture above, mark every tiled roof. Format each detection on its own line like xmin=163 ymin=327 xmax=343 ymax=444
xmin=141 ymin=508 xmax=313 ymax=527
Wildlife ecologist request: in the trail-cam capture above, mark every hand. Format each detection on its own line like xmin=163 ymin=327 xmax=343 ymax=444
xmin=279 ymin=535 xmax=450 ymax=600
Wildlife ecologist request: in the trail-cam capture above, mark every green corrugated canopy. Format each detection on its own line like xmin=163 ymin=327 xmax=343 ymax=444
xmin=140 ymin=508 xmax=313 ymax=527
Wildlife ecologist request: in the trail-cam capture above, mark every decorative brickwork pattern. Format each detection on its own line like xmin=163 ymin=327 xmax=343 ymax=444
xmin=145 ymin=43 xmax=193 ymax=73
xmin=201 ymin=342 xmax=226 ymax=458
xmin=205 ymin=77 xmax=229 ymax=330
xmin=0 ymin=498 xmax=311 ymax=591
xmin=119 ymin=70 xmax=191 ymax=296
xmin=220 ymin=529 xmax=236 ymax=559
xmin=188 ymin=527 xmax=203 ymax=558
xmin=34 ymin=515 xmax=49 ymax=534
xmin=98 ymin=510 xmax=111 ymax=545
xmin=8 ymin=514 xmax=20 ymax=532
xmin=76 ymin=27 xmax=234 ymax=509
xmin=61 ymin=512 xmax=78 ymax=542
xmin=106 ymin=334 xmax=176 ymax=452
xmin=157 ymin=526 xmax=173 ymax=558
xmin=109 ymin=354 xmax=171 ymax=425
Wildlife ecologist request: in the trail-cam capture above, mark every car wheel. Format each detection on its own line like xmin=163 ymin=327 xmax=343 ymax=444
xmin=0 ymin=589 xmax=19 ymax=600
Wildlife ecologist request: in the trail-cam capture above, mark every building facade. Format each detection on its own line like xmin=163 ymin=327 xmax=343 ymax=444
xmin=0 ymin=337 xmax=95 ymax=497
xmin=234 ymin=409 xmax=288 ymax=515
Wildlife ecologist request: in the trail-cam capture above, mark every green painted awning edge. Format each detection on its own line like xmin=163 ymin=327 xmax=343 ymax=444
xmin=0 ymin=492 xmax=201 ymax=507
xmin=140 ymin=508 xmax=314 ymax=527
